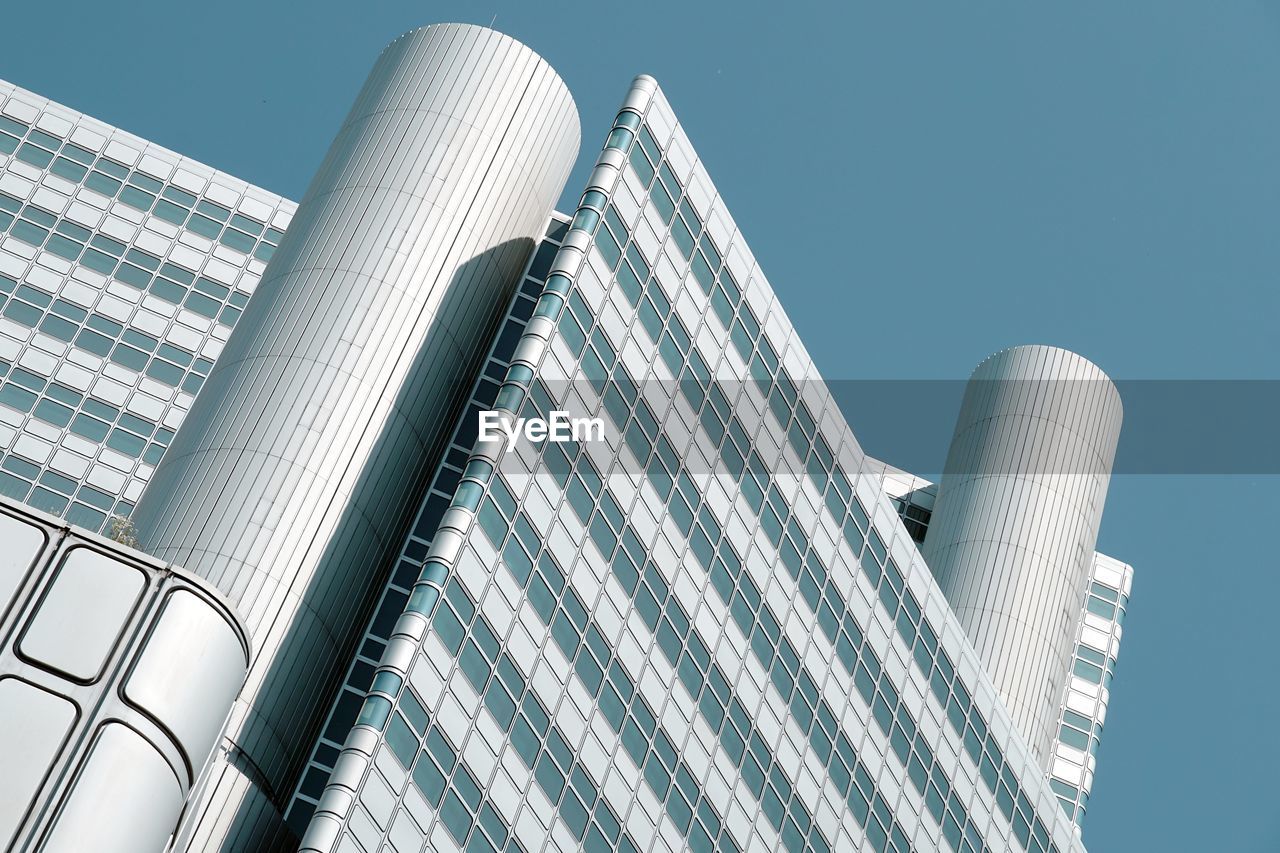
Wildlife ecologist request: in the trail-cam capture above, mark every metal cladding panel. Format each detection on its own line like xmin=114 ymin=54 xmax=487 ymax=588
xmin=0 ymin=678 xmax=77 ymax=844
xmin=922 ymin=345 xmax=1123 ymax=767
xmin=130 ymin=24 xmax=580 ymax=852
xmin=40 ymin=722 xmax=185 ymax=853
xmin=0 ymin=494 xmax=248 ymax=853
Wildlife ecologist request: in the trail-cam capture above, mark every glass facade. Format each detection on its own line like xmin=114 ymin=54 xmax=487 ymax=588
xmin=286 ymin=213 xmax=576 ymax=837
xmin=0 ymin=79 xmax=294 ymax=531
xmin=299 ymin=77 xmax=1094 ymax=853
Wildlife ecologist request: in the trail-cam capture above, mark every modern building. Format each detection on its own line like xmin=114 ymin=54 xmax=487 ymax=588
xmin=0 ymin=493 xmax=249 ymax=853
xmin=0 ymin=77 xmax=295 ymax=532
xmin=0 ymin=21 xmax=1134 ymax=853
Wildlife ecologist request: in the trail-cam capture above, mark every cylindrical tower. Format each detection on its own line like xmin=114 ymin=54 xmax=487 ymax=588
xmin=921 ymin=345 xmax=1122 ymax=767
xmin=130 ymin=24 xmax=579 ymax=852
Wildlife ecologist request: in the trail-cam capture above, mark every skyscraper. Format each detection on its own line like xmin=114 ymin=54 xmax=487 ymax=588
xmin=0 ymin=22 xmax=1133 ymax=853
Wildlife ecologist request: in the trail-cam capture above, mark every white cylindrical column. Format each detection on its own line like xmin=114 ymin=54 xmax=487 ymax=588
xmin=921 ymin=345 xmax=1122 ymax=767
xmin=131 ymin=24 xmax=579 ymax=852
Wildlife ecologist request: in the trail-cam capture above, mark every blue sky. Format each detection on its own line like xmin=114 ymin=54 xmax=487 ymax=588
xmin=6 ymin=2 xmax=1277 ymax=849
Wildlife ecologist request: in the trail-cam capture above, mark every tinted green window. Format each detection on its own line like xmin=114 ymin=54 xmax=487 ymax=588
xmin=62 ymin=144 xmax=94 ymax=165
xmin=671 ymin=216 xmax=695 ymax=258
xmin=110 ymin=343 xmax=149 ymax=371
xmin=96 ymin=159 xmax=127 ymax=179
xmin=46 ymin=383 xmax=81 ymax=405
xmin=185 ymin=290 xmax=220 ymax=318
xmin=87 ymin=314 xmax=123 ymax=336
xmin=186 ymin=213 xmax=221 ymax=239
xmin=39 ymin=313 xmax=77 ymax=342
xmin=66 ymin=503 xmax=106 ymax=531
xmin=29 ymin=489 xmax=68 ymax=515
xmin=23 ymin=207 xmax=54 ymax=228
xmin=230 ymin=213 xmax=263 ymax=235
xmin=146 ymin=359 xmax=183 ymax=387
xmin=1059 ymin=726 xmax=1089 ymax=751
xmin=163 ymin=186 xmax=197 ymax=206
xmin=107 ymin=428 xmax=146 ymax=457
xmin=194 ymin=277 xmax=229 ymax=299
xmin=26 ymin=130 xmax=61 ymax=151
xmin=11 ymin=220 xmax=48 ymax=246
xmin=16 ymin=143 xmax=53 ymax=168
xmin=120 ymin=331 xmax=154 ymax=352
xmin=45 ymin=234 xmax=82 ymax=261
xmin=0 ymin=194 xmax=20 ymax=214
xmin=70 ymin=413 xmax=110 ymax=442
xmin=1086 ymin=597 xmax=1116 ymax=619
xmin=130 ymin=173 xmax=163 ymax=193
xmin=157 ymin=344 xmax=192 ymax=367
xmin=265 ymin=227 xmax=285 ymax=243
xmin=0 ymin=210 xmax=12 ymax=231
xmin=0 ymin=133 xmax=17 ymax=155
xmin=91 ymin=234 xmax=126 ymax=256
xmin=114 ymin=263 xmax=151 ymax=289
xmin=3 ymin=299 xmax=41 ymax=327
xmin=150 ymin=278 xmax=186 ymax=304
xmin=412 ymin=755 xmax=446 ymax=806
xmin=51 ymin=299 xmax=87 ymax=322
xmin=219 ymin=305 xmax=242 ymax=326
xmin=197 ymin=199 xmax=230 ymax=221
xmin=80 ymin=249 xmax=116 ymax=275
xmin=386 ymin=713 xmax=417 ymax=768
xmin=253 ymin=242 xmax=276 ymax=262
xmin=161 ymin=263 xmax=195 ymax=285
xmin=119 ymin=186 xmax=155 ymax=211
xmin=119 ymin=413 xmax=155 ymax=436
xmin=85 ymin=172 xmax=121 ymax=196
xmin=1073 ymin=659 xmax=1103 ymax=684
xmin=3 ymin=456 xmax=40 ymax=479
xmin=218 ymin=225 xmax=253 ymax=252
xmin=50 ymin=157 xmax=88 ymax=182
xmin=34 ymin=398 xmax=73 ymax=427
xmin=77 ymin=486 xmax=115 ymax=511
xmin=0 ymin=384 xmax=37 ymax=412
xmin=156 ymin=200 xmax=192 ymax=224
xmin=56 ymin=220 xmax=91 ymax=242
xmin=17 ymin=286 xmax=50 ymax=308
xmin=75 ymin=329 xmax=113 ymax=357
xmin=0 ymin=471 xmax=29 ymax=500
xmin=126 ymin=248 xmax=160 ymax=271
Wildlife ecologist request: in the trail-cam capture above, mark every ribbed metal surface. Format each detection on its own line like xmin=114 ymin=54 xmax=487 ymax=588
xmin=921 ymin=345 xmax=1122 ymax=768
xmin=130 ymin=24 xmax=579 ymax=852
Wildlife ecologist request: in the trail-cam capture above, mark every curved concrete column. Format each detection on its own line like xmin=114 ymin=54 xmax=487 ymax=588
xmin=131 ymin=23 xmax=579 ymax=851
xmin=921 ymin=345 xmax=1122 ymax=766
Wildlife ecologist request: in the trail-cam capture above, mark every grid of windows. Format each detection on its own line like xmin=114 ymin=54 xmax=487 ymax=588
xmin=306 ymin=80 xmax=1086 ymax=853
xmin=1046 ymin=558 xmax=1130 ymax=825
xmin=286 ymin=217 xmax=572 ymax=838
xmin=0 ymin=80 xmax=294 ymax=529
xmin=570 ymin=107 xmax=1067 ymax=853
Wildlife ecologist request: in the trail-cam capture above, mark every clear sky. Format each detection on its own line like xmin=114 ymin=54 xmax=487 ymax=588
xmin=5 ymin=2 xmax=1277 ymax=849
